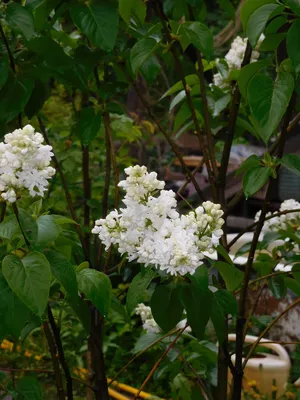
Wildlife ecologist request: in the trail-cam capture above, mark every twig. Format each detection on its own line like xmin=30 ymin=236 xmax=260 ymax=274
xmin=243 ymin=282 xmax=265 ymax=338
xmin=177 ymin=158 xmax=205 ymax=197
xmin=12 ymin=203 xmax=30 ymax=247
xmin=0 ymin=202 xmax=6 ymax=223
xmin=82 ymin=145 xmax=91 ymax=255
xmin=242 ymin=297 xmax=300 ymax=368
xmin=133 ymin=326 xmax=186 ymax=399
xmin=38 ymin=117 xmax=90 ymax=262
xmin=43 ymin=322 xmax=65 ymax=400
xmin=228 ymin=207 xmax=300 ymax=249
xmin=235 ymin=271 xmax=291 ymax=295
xmin=119 ymin=63 xmax=205 ymax=201
xmin=0 ymin=22 xmax=15 ymax=73
xmin=48 ymin=306 xmax=73 ymax=399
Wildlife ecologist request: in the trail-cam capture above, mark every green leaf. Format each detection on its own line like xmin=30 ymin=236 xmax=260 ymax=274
xmin=6 ymin=3 xmax=34 ymax=40
xmin=77 ymin=107 xmax=102 ymax=147
xmin=0 ymin=272 xmax=30 ymax=339
xmin=248 ymin=72 xmax=294 ymax=143
xmin=236 ymin=155 xmax=261 ymax=176
xmin=237 ymin=60 xmax=271 ymax=99
xmin=179 ymin=22 xmax=213 ymax=57
xmin=2 ymin=252 xmax=51 ymax=316
xmin=284 ymin=0 xmax=300 ymax=15
xmin=151 ymin=285 xmax=183 ymax=332
xmin=161 ymin=75 xmax=198 ymax=99
xmin=35 ymin=215 xmax=60 ymax=248
xmin=66 ymin=294 xmax=90 ymax=334
xmin=130 ymin=38 xmax=158 ymax=75
xmin=241 ymin=0 xmax=277 ymax=30
xmin=243 ymin=166 xmax=272 ymax=198
xmin=0 ymin=76 xmax=34 ymax=123
xmin=0 ymin=214 xmax=19 ymax=240
xmin=211 ymin=297 xmax=226 ymax=342
xmin=110 ymin=295 xmax=129 ymax=322
xmin=140 ymin=56 xmax=161 ymax=84
xmin=51 ymin=215 xmax=78 ymax=225
xmin=280 ymin=154 xmax=300 ymax=176
xmin=18 ymin=208 xmax=38 ymax=245
xmin=246 ymin=4 xmax=281 ymax=47
xmin=214 ymin=261 xmax=244 ymax=291
xmin=214 ymin=289 xmax=238 ymax=316
xmin=45 ymin=251 xmax=78 ymax=299
xmin=287 ymin=20 xmax=300 ymax=74
xmin=180 ymin=283 xmax=213 ymax=339
xmin=133 ymin=331 xmax=163 ymax=354
xmin=259 ymin=33 xmax=286 ymax=52
xmin=216 ymin=245 xmax=234 ymax=265
xmin=190 ymin=266 xmax=209 ymax=289
xmin=71 ymin=1 xmax=119 ymax=51
xmin=25 ymin=80 xmax=50 ymax=119
xmin=119 ymin=0 xmax=146 ymax=24
xmin=77 ymin=269 xmax=112 ymax=317
xmin=126 ymin=269 xmax=156 ymax=315
xmin=217 ymin=0 xmax=236 ymax=20
xmin=21 ymin=314 xmax=42 ymax=341
xmin=16 ymin=377 xmax=42 ymax=400
xmin=265 ymin=15 xmax=288 ymax=34
xmin=0 ymin=55 xmax=9 ymax=91
xmin=285 ymin=277 xmax=300 ymax=297
xmin=269 ymin=275 xmax=287 ymax=299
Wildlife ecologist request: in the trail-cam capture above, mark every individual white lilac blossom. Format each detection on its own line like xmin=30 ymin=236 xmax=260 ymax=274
xmin=92 ymin=166 xmax=224 ymax=276
xmin=135 ymin=303 xmax=191 ymax=334
xmin=256 ymin=199 xmax=300 ymax=234
xmin=0 ymin=125 xmax=55 ymax=203
xmin=212 ymin=34 xmax=264 ymax=90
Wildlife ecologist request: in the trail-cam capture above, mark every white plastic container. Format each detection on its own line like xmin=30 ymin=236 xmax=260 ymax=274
xmin=228 ymin=334 xmax=291 ymax=397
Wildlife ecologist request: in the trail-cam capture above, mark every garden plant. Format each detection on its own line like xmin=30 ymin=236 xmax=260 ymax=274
xmin=0 ymin=0 xmax=300 ymax=399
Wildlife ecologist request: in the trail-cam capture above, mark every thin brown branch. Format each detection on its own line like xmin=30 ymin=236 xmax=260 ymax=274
xmin=48 ymin=306 xmax=73 ymax=399
xmin=12 ymin=203 xmax=30 ymax=247
xmin=133 ymin=326 xmax=186 ymax=399
xmin=38 ymin=117 xmax=90 ymax=262
xmin=82 ymin=145 xmax=91 ymax=256
xmin=43 ymin=322 xmax=65 ymax=400
xmin=0 ymin=22 xmax=15 ymax=73
xmin=242 ymin=297 xmax=300 ymax=368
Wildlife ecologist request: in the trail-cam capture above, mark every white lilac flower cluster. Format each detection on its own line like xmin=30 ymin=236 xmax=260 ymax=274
xmin=255 ymin=199 xmax=300 ymax=233
xmin=135 ymin=303 xmax=190 ymax=333
xmin=213 ymin=35 xmax=264 ymax=90
xmin=0 ymin=125 xmax=55 ymax=203
xmin=92 ymin=165 xmax=224 ymax=276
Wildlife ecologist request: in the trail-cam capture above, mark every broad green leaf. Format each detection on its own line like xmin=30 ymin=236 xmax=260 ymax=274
xmin=285 ymin=277 xmax=300 ymax=297
xmin=133 ymin=332 xmax=163 ymax=354
xmin=190 ymin=266 xmax=209 ymax=289
xmin=45 ymin=251 xmax=78 ymax=299
xmin=180 ymin=283 xmax=213 ymax=339
xmin=0 ymin=273 xmax=30 ymax=339
xmin=35 ymin=215 xmax=60 ymax=248
xmin=0 ymin=214 xmax=19 ymax=240
xmin=211 ymin=297 xmax=226 ymax=342
xmin=16 ymin=377 xmax=42 ymax=400
xmin=51 ymin=215 xmax=78 ymax=225
xmin=77 ymin=107 xmax=102 ymax=147
xmin=265 ymin=15 xmax=288 ymax=35
xmin=259 ymin=33 xmax=286 ymax=52
xmin=216 ymin=245 xmax=234 ymax=265
xmin=161 ymin=75 xmax=198 ymax=99
xmin=0 ymin=55 xmax=8 ymax=91
xmin=241 ymin=0 xmax=277 ymax=30
xmin=140 ymin=56 xmax=161 ymax=84
xmin=21 ymin=314 xmax=42 ymax=341
xmin=71 ymin=1 xmax=119 ymax=51
xmin=18 ymin=208 xmax=38 ymax=245
xmin=34 ymin=0 xmax=62 ymax=31
xmin=284 ymin=0 xmax=300 ymax=15
xmin=30 ymin=199 xmax=43 ymax=216
xmin=214 ymin=261 xmax=244 ymax=291
xmin=217 ymin=0 xmax=236 ymax=20
xmin=280 ymin=154 xmax=300 ymax=176
xmin=214 ymin=289 xmax=238 ymax=316
xmin=126 ymin=269 xmax=156 ymax=315
xmin=130 ymin=38 xmax=158 ymax=75
xmin=6 ymin=3 xmax=34 ymax=40
xmin=269 ymin=275 xmax=287 ymax=299
xmin=66 ymin=294 xmax=90 ymax=334
xmin=2 ymin=252 xmax=51 ymax=316
xmin=151 ymin=285 xmax=183 ymax=332
xmin=0 ymin=76 xmax=34 ymax=123
xmin=110 ymin=295 xmax=129 ymax=322
xmin=237 ymin=60 xmax=271 ymax=99
xmin=246 ymin=4 xmax=281 ymax=47
xmin=243 ymin=166 xmax=272 ymax=198
xmin=248 ymin=72 xmax=294 ymax=143
xmin=287 ymin=20 xmax=300 ymax=74
xmin=236 ymin=116 xmax=259 ymax=137
xmin=170 ymin=90 xmax=186 ymax=111
xmin=119 ymin=0 xmax=146 ymax=24
xmin=235 ymin=155 xmax=261 ymax=175
xmin=179 ymin=22 xmax=213 ymax=57
xmin=25 ymin=80 xmax=50 ymax=119
xmin=77 ymin=269 xmax=112 ymax=317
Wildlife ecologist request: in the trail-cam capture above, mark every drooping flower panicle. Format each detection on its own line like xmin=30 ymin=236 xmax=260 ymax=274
xmin=92 ymin=165 xmax=224 ymax=276
xmin=0 ymin=125 xmax=55 ymax=203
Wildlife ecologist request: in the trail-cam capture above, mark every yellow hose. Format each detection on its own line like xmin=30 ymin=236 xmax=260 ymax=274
xmin=108 ymin=387 xmax=131 ymax=400
xmin=107 ymin=378 xmax=155 ymax=399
